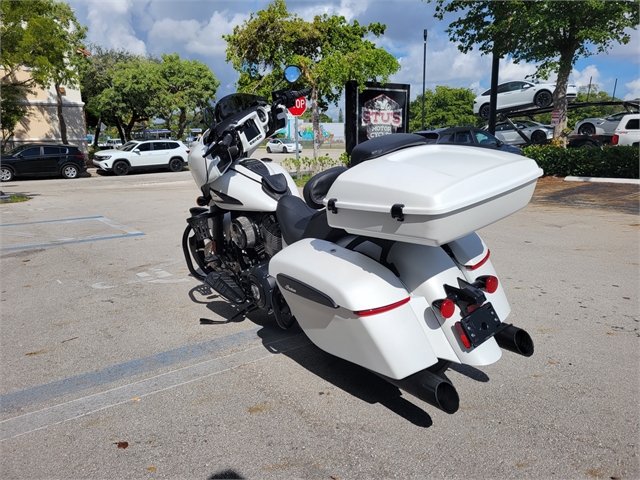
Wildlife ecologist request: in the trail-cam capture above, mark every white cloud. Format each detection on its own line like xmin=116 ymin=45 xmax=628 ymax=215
xmin=85 ymin=0 xmax=147 ymax=55
xmin=498 ymin=58 xmax=538 ymax=82
xmin=624 ymin=78 xmax=640 ymax=100
xmin=296 ymin=0 xmax=371 ymax=22
xmin=571 ymin=65 xmax=601 ymax=89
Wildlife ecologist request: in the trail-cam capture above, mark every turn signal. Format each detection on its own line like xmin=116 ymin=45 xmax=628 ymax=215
xmin=439 ymin=298 xmax=456 ymax=319
xmin=466 ymin=250 xmax=490 ymax=270
xmin=354 ymin=297 xmax=410 ymax=317
xmin=484 ymin=275 xmax=499 ymax=294
xmin=196 ymin=196 xmax=209 ymax=206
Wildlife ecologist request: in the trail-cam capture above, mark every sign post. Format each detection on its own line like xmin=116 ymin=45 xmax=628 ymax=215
xmin=288 ymin=97 xmax=307 ymax=163
xmin=551 ymin=109 xmax=561 ymax=126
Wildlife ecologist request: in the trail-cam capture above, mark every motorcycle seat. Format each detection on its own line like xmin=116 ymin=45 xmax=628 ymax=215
xmin=349 ymin=133 xmax=427 ymax=167
xmin=276 ymin=195 xmax=346 ymax=246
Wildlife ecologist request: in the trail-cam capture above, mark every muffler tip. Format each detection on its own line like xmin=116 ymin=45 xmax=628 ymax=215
xmin=495 ymin=325 xmax=534 ymax=357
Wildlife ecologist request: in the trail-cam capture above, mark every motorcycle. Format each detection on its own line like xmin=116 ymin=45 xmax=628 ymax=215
xmin=182 ymin=66 xmax=543 ymax=414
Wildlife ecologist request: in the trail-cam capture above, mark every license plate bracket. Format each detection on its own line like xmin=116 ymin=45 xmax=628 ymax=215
xmin=460 ymin=303 xmax=506 ymax=348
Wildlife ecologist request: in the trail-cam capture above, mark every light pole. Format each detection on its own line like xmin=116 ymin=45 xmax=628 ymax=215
xmin=422 ymin=29 xmax=428 ymax=130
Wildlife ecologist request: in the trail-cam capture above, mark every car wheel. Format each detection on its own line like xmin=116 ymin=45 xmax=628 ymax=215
xmin=61 ymin=164 xmax=79 ymax=179
xmin=534 ymin=90 xmax=553 ymax=108
xmin=578 ymin=123 xmax=596 ymax=135
xmin=113 ymin=160 xmax=129 ymax=176
xmin=168 ymin=158 xmax=183 ymax=172
xmin=479 ymin=104 xmax=490 ymax=120
xmin=1 ymin=166 xmax=14 ymax=182
xmin=266 ymin=147 xmax=272 ymax=153
xmin=531 ymin=130 xmax=548 ymax=145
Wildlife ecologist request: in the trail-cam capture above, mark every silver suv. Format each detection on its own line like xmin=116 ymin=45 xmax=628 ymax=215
xmin=93 ymin=139 xmax=189 ymax=176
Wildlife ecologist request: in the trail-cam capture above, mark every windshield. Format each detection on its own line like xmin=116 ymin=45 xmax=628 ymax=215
xmin=281 ymin=139 xmax=296 ymax=144
xmin=214 ymin=93 xmax=267 ymax=122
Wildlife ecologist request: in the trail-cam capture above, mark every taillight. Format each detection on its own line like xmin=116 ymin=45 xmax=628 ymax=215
xmin=439 ymin=298 xmax=456 ymax=318
xmin=455 ymin=322 xmax=472 ymax=348
xmin=354 ymin=297 xmax=410 ymax=317
xmin=482 ymin=275 xmax=499 ymax=294
xmin=465 ymin=250 xmax=490 ymax=270
xmin=611 ymin=134 xmax=619 ymax=145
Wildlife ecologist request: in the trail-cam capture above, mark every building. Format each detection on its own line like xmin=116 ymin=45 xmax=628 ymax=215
xmin=2 ymin=67 xmax=88 ymax=154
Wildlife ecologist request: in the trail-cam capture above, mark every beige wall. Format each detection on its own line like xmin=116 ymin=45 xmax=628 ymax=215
xmin=2 ymin=68 xmax=88 ymax=154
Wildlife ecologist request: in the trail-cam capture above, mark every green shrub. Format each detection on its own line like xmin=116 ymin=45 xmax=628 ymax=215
xmin=521 ymin=145 xmax=639 ymax=179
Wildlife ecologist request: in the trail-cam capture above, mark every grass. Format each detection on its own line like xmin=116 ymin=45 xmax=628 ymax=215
xmin=291 ymin=173 xmax=313 ymax=187
xmin=0 ymin=194 xmax=30 ymax=203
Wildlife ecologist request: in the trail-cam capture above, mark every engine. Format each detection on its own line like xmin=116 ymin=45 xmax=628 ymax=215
xmin=228 ymin=213 xmax=282 ymax=258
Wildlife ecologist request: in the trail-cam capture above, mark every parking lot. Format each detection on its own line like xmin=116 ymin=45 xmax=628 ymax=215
xmin=1 ymin=170 xmax=638 ymax=479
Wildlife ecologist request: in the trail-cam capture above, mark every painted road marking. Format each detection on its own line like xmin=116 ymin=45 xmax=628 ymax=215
xmin=0 ymin=216 xmax=144 ymax=252
xmin=0 ymin=330 xmax=310 ymax=440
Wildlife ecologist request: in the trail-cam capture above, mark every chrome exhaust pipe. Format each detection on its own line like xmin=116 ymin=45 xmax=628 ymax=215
xmin=495 ymin=325 xmax=534 ymax=357
xmin=374 ymin=368 xmax=460 ymax=414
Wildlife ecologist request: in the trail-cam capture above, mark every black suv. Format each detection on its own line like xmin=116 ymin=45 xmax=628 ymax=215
xmin=413 ymin=126 xmax=523 ymax=155
xmin=1 ymin=143 xmax=87 ymax=182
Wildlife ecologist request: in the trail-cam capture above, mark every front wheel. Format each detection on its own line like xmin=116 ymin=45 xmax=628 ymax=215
xmin=266 ymin=147 xmax=272 ymax=153
xmin=578 ymin=123 xmax=596 ymax=135
xmin=113 ymin=160 xmax=129 ymax=176
xmin=479 ymin=104 xmax=490 ymax=120
xmin=0 ymin=166 xmax=14 ymax=182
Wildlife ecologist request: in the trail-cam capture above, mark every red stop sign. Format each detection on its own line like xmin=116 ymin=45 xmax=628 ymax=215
xmin=288 ymin=96 xmax=307 ymax=116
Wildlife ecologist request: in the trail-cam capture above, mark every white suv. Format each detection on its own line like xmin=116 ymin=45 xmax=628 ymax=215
xmin=611 ymin=114 xmax=640 ymax=146
xmin=93 ymin=139 xmax=190 ymax=175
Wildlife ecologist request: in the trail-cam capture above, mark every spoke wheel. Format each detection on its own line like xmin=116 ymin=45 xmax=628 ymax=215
xmin=578 ymin=123 xmax=596 ymax=135
xmin=0 ymin=167 xmax=14 ymax=182
xmin=61 ymin=164 xmax=79 ymax=179
xmin=113 ymin=161 xmax=129 ymax=176
xmin=531 ymin=130 xmax=548 ymax=145
xmin=534 ymin=91 xmax=553 ymax=108
xmin=479 ymin=104 xmax=490 ymax=120
xmin=168 ymin=158 xmax=183 ymax=172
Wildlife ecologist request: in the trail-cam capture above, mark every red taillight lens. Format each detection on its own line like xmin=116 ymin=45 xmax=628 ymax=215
xmin=354 ymin=297 xmax=410 ymax=317
xmin=439 ymin=298 xmax=456 ymax=319
xmin=611 ymin=134 xmax=619 ymax=145
xmin=484 ymin=275 xmax=499 ymax=294
xmin=466 ymin=250 xmax=490 ymax=270
xmin=455 ymin=322 xmax=472 ymax=348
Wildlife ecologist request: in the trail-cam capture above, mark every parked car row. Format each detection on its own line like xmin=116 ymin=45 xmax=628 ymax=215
xmin=1 ymin=144 xmax=87 ymax=182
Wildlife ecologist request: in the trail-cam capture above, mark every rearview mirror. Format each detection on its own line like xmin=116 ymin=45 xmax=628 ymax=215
xmin=284 ymin=65 xmax=301 ymax=84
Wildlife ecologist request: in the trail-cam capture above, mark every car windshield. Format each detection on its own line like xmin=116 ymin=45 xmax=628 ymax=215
xmin=280 ymin=139 xmax=296 ymax=144
xmin=120 ymin=141 xmax=141 ymax=152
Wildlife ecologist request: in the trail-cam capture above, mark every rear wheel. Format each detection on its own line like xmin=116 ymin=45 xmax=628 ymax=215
xmin=531 ymin=130 xmax=548 ymax=145
xmin=61 ymin=164 xmax=79 ymax=179
xmin=113 ymin=160 xmax=129 ymax=176
xmin=534 ymin=90 xmax=553 ymax=108
xmin=168 ymin=158 xmax=183 ymax=172
xmin=272 ymin=285 xmax=297 ymax=329
xmin=266 ymin=146 xmax=272 ymax=153
xmin=578 ymin=123 xmax=596 ymax=135
xmin=0 ymin=166 xmax=14 ymax=182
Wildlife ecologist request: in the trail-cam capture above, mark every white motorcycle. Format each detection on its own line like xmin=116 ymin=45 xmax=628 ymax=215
xmin=183 ymin=66 xmax=543 ymax=414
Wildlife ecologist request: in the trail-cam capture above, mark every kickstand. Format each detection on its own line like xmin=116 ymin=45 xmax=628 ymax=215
xmin=200 ymin=303 xmax=258 ymax=325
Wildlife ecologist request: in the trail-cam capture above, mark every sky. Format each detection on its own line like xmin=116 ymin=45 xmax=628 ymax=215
xmin=67 ymin=0 xmax=640 ymax=120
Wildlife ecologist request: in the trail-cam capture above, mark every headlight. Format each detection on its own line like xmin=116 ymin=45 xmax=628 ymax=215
xmin=96 ymin=155 xmax=111 ymax=160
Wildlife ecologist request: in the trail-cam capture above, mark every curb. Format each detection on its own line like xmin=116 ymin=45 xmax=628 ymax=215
xmin=564 ymin=176 xmax=640 ymax=185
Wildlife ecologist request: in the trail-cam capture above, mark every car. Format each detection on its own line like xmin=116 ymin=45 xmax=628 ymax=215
xmin=573 ymin=111 xmax=636 ymax=135
xmin=1 ymin=143 xmax=87 ymax=182
xmin=487 ymin=120 xmax=554 ymax=146
xmin=413 ymin=126 xmax=523 ymax=155
xmin=93 ymin=139 xmax=189 ymax=176
xmin=611 ymin=113 xmax=640 ymax=146
xmin=265 ymin=138 xmax=303 ymax=153
xmin=473 ymin=80 xmax=578 ymax=119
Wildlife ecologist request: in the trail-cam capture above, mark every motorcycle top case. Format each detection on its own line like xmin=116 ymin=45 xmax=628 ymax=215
xmin=324 ymin=144 xmax=543 ymax=246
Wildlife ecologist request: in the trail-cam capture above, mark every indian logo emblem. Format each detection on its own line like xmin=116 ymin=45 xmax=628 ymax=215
xmin=362 ymin=94 xmax=403 ymax=139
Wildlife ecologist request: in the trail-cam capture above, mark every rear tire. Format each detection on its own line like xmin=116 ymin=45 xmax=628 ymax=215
xmin=534 ymin=90 xmax=553 ymax=108
xmin=531 ymin=130 xmax=548 ymax=145
xmin=61 ymin=164 xmax=79 ymax=179
xmin=266 ymin=147 xmax=272 ymax=153
xmin=113 ymin=160 xmax=129 ymax=176
xmin=168 ymin=158 xmax=183 ymax=172
xmin=578 ymin=123 xmax=596 ymax=135
xmin=1 ymin=166 xmax=14 ymax=182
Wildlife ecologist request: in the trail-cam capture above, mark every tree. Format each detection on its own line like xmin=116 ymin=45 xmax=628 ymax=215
xmin=430 ymin=0 xmax=639 ymax=142
xmin=154 ymin=53 xmax=220 ymax=140
xmin=338 ymin=108 xmax=344 ymax=123
xmin=1 ymin=0 xmax=87 ymax=144
xmin=78 ymin=44 xmax=138 ymax=147
xmin=408 ymin=86 xmax=479 ymax=132
xmin=300 ymin=110 xmax=333 ymax=123
xmin=224 ymin=0 xmax=400 ymax=158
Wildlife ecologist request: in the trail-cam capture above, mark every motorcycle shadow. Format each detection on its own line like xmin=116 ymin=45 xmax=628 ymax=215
xmin=256 ymin=327 xmax=436 ymax=428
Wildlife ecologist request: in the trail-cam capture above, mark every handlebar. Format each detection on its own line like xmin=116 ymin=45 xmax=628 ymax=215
xmin=272 ymin=87 xmax=312 ymax=108
xmin=202 ymin=132 xmax=233 ymax=159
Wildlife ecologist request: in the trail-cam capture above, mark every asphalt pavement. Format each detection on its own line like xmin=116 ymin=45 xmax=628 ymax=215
xmin=0 ymin=170 xmax=638 ymax=479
